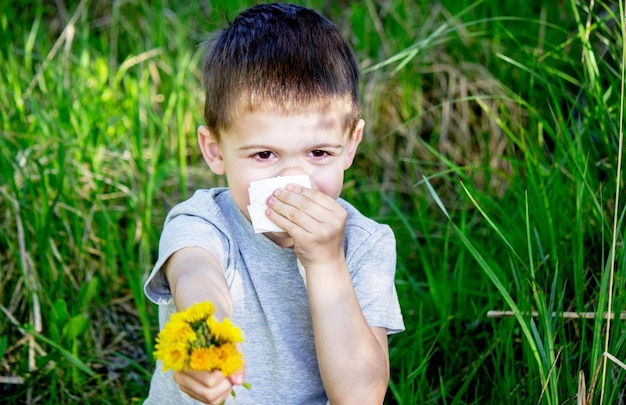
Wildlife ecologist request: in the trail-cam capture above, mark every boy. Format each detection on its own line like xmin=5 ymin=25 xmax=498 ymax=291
xmin=143 ymin=3 xmax=404 ymax=404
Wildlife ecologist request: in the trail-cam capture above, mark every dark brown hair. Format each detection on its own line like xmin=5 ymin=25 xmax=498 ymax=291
xmin=202 ymin=3 xmax=361 ymax=140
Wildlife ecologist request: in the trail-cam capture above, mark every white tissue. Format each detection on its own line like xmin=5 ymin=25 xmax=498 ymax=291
xmin=247 ymin=175 xmax=312 ymax=233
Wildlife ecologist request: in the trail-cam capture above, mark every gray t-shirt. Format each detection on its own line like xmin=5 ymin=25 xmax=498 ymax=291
xmin=143 ymin=188 xmax=404 ymax=404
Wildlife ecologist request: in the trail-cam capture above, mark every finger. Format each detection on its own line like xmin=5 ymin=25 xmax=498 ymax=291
xmin=175 ymin=369 xmax=225 ymax=386
xmin=228 ymin=370 xmax=246 ymax=386
xmin=180 ymin=381 xmax=232 ymax=405
xmin=284 ymin=183 xmax=337 ymax=210
xmin=174 ymin=370 xmax=233 ymax=404
xmin=266 ymin=194 xmax=317 ymax=233
xmin=265 ymin=200 xmax=310 ymax=237
xmin=269 ymin=187 xmax=332 ymax=223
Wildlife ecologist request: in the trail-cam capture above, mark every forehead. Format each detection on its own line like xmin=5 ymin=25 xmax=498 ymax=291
xmin=226 ymin=94 xmax=354 ymax=130
xmin=229 ymin=108 xmax=347 ymax=137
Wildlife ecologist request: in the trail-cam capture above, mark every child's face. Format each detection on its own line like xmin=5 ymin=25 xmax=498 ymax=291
xmin=198 ymin=108 xmax=364 ymax=235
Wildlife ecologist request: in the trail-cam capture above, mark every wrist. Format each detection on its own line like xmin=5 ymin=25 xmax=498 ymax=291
xmin=301 ymin=256 xmax=349 ymax=283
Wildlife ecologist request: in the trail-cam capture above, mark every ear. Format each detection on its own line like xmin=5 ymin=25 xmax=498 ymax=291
xmin=343 ymin=119 xmax=364 ymax=170
xmin=198 ymin=125 xmax=226 ymax=175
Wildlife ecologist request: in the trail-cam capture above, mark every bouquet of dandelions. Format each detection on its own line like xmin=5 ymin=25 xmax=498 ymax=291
xmin=154 ymin=301 xmax=250 ymax=394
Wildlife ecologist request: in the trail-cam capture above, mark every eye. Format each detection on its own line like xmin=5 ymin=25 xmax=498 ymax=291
xmin=253 ymin=151 xmax=274 ymax=160
xmin=310 ymin=150 xmax=329 ymax=159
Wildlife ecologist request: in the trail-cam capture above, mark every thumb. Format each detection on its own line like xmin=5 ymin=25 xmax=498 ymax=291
xmin=228 ymin=370 xmax=245 ymax=386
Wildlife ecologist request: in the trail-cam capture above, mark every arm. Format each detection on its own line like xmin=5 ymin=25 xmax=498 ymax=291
xmin=307 ymin=261 xmax=390 ymax=404
xmin=267 ymin=185 xmax=390 ymax=404
xmin=165 ymin=247 xmax=245 ymax=404
xmin=166 ymin=246 xmax=232 ymax=320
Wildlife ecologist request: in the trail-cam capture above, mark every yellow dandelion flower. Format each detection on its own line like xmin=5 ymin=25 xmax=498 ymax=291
xmin=154 ymin=317 xmax=197 ymax=371
xmin=215 ymin=342 xmax=245 ymax=377
xmin=189 ymin=347 xmax=220 ymax=371
xmin=153 ymin=300 xmax=248 ymax=390
xmin=177 ymin=301 xmax=215 ymax=324
xmin=155 ymin=338 xmax=190 ymax=371
xmin=159 ymin=318 xmax=197 ymax=345
xmin=206 ymin=316 xmax=244 ymax=344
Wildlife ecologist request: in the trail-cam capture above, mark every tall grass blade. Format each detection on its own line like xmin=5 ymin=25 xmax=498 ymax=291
xmin=599 ymin=0 xmax=626 ymax=402
xmin=423 ymin=177 xmax=552 ymax=404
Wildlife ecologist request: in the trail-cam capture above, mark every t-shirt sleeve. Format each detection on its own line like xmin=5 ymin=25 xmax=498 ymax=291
xmin=348 ymin=225 xmax=405 ymax=335
xmin=143 ymin=210 xmax=229 ymax=305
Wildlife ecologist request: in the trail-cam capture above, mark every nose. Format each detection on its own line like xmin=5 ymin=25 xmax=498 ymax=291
xmin=277 ymin=156 xmax=308 ymax=177
xmin=278 ymin=167 xmax=307 ymax=177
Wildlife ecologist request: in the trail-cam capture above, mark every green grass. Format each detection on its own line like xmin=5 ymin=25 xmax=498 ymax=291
xmin=1 ymin=0 xmax=625 ymax=403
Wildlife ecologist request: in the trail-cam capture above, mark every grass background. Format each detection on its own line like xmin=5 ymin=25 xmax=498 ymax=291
xmin=1 ymin=0 xmax=625 ymax=403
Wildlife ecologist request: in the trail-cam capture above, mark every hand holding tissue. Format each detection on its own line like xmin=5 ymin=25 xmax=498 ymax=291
xmin=247 ymin=175 xmax=312 ymax=233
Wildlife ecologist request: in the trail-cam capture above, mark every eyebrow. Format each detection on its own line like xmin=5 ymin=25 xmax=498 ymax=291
xmin=238 ymin=143 xmax=344 ymax=151
xmin=308 ymin=143 xmax=344 ymax=150
xmin=238 ymin=144 xmax=276 ymax=151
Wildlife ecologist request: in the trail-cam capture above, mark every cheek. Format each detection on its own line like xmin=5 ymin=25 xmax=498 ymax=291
xmin=310 ymin=170 xmax=344 ymax=198
xmin=224 ymin=169 xmax=255 ymax=213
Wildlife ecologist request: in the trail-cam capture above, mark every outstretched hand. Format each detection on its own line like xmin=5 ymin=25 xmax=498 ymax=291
xmin=173 ymin=369 xmax=245 ymax=405
xmin=266 ymin=183 xmax=347 ymax=270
